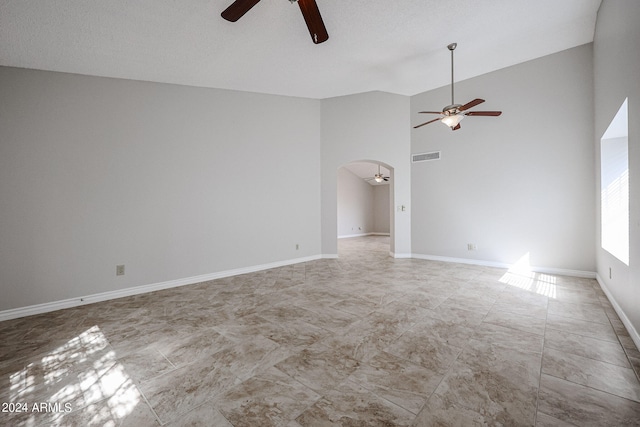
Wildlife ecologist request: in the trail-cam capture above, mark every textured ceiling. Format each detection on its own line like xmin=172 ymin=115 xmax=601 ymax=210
xmin=0 ymin=0 xmax=601 ymax=99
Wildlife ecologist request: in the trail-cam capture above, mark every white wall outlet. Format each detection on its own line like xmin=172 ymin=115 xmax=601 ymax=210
xmin=467 ymin=244 xmax=477 ymax=251
xmin=116 ymin=264 xmax=125 ymax=276
xmin=296 ymin=244 xmax=299 ymax=250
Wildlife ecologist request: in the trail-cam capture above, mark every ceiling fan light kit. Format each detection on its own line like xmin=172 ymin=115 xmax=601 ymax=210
xmin=441 ymin=114 xmax=464 ymax=128
xmin=414 ymin=43 xmax=502 ymax=131
xmin=222 ymin=0 xmax=329 ymax=44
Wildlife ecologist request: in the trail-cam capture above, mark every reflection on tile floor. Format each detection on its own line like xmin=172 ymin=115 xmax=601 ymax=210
xmin=1 ymin=236 xmax=640 ymax=426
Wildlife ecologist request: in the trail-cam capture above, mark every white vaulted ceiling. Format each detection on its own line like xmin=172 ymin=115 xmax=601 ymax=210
xmin=0 ymin=0 xmax=601 ymax=99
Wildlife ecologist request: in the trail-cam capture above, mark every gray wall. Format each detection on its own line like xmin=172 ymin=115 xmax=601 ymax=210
xmin=373 ymin=185 xmax=390 ymax=234
xmin=336 ymin=168 xmax=390 ymax=237
xmin=593 ymin=0 xmax=640 ymax=343
xmin=337 ymin=167 xmax=374 ymax=237
xmin=0 ymin=67 xmax=321 ymax=311
xmin=411 ymin=44 xmax=595 ymax=273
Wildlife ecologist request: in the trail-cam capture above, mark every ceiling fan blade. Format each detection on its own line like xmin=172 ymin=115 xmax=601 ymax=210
xmin=413 ymin=117 xmax=442 ymax=129
xmin=452 ymin=123 xmax=461 ymax=131
xmin=298 ymin=0 xmax=329 ymax=44
xmin=383 ymin=177 xmax=389 ymax=181
xmin=465 ymin=111 xmax=502 ymax=116
xmin=459 ymin=98 xmax=485 ymax=112
xmin=418 ymin=111 xmax=443 ymax=114
xmin=221 ymin=0 xmax=261 ymax=22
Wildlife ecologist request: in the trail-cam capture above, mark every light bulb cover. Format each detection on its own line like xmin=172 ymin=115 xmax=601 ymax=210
xmin=374 ymin=175 xmax=384 ymax=183
xmin=441 ymin=114 xmax=464 ymax=128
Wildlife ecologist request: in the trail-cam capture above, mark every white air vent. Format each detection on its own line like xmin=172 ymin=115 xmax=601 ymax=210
xmin=412 ymin=151 xmax=441 ymax=163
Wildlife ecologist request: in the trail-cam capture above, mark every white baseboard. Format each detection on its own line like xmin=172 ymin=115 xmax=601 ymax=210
xmin=596 ymin=274 xmax=640 ymax=351
xmin=338 ymin=232 xmax=390 ymax=239
xmin=0 ymin=255 xmax=322 ymax=322
xmin=321 ymin=254 xmax=339 ymax=259
xmin=411 ymin=253 xmax=596 ymax=279
xmin=390 ymin=252 xmax=412 ymax=259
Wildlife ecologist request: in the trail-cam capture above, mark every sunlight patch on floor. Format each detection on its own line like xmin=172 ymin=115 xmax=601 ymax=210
xmin=499 ymin=252 xmax=557 ymax=298
xmin=9 ymin=326 xmax=141 ymax=425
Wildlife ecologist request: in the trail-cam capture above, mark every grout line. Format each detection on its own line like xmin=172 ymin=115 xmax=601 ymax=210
xmin=542 ymin=372 xmax=640 ymax=405
xmin=534 ymin=289 xmax=550 ymax=426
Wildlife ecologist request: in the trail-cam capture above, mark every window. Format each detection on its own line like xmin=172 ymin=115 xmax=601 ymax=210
xmin=601 ymin=98 xmax=629 ymax=265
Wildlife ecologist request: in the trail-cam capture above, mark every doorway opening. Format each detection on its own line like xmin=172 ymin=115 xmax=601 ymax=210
xmin=337 ymin=161 xmax=393 ymax=257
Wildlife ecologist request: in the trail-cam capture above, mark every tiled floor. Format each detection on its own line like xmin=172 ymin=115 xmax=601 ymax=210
xmin=1 ymin=236 xmax=640 ymax=426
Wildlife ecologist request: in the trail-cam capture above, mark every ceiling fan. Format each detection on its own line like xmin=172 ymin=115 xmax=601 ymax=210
xmin=365 ymin=165 xmax=390 ymax=183
xmin=221 ymin=0 xmax=329 ymax=44
xmin=414 ymin=43 xmax=502 ymax=131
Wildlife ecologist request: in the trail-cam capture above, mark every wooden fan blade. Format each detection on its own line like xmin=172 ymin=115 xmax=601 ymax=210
xmin=383 ymin=177 xmax=389 ymax=181
xmin=298 ymin=0 xmax=329 ymax=44
xmin=465 ymin=111 xmax=502 ymax=116
xmin=413 ymin=117 xmax=442 ymax=128
xmin=418 ymin=111 xmax=443 ymax=114
xmin=221 ymin=0 xmax=261 ymax=22
xmin=459 ymin=98 xmax=485 ymax=112
xmin=452 ymin=123 xmax=461 ymax=131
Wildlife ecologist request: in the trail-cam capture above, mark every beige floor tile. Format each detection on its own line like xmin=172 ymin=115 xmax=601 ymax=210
xmin=215 ymin=367 xmax=320 ymax=427
xmin=433 ymin=340 xmax=541 ymax=426
xmin=544 ymin=328 xmax=631 ymax=368
xmin=164 ymin=401 xmax=233 ymax=426
xmin=296 ymin=379 xmax=414 ymax=426
xmin=348 ymin=350 xmax=443 ymax=414
xmin=538 ymin=373 xmax=640 ymax=426
xmin=274 ymin=343 xmax=360 ymax=395
xmin=542 ymin=347 xmax=640 ymax=402
xmin=483 ymin=308 xmax=546 ymax=336
xmin=139 ymin=361 xmax=239 ymax=424
xmin=546 ymin=314 xmax=618 ymax=342
xmin=547 ymin=300 xmax=610 ymax=324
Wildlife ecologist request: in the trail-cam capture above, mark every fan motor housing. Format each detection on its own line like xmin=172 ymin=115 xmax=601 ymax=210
xmin=443 ymin=104 xmax=462 ymax=115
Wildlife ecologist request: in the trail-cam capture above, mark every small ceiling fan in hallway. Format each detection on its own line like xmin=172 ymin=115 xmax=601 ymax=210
xmin=365 ymin=165 xmax=390 ymax=183
xmin=414 ymin=43 xmax=502 ymax=131
xmin=221 ymin=0 xmax=329 ymax=44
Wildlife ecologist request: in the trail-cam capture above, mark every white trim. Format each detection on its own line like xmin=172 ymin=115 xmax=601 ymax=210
xmin=0 ymin=255 xmax=322 ymax=322
xmin=411 ymin=253 xmax=596 ymax=278
xmin=338 ymin=232 xmax=390 ymax=239
xmin=596 ymin=274 xmax=640 ymax=351
xmin=390 ymin=252 xmax=412 ymax=259
xmin=338 ymin=233 xmax=369 ymax=239
xmin=321 ymin=254 xmax=339 ymax=259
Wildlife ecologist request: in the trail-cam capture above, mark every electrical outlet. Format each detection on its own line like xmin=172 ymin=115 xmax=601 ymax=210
xmin=296 ymin=244 xmax=299 ymax=250
xmin=116 ymin=265 xmax=125 ymax=276
xmin=467 ymin=244 xmax=477 ymax=251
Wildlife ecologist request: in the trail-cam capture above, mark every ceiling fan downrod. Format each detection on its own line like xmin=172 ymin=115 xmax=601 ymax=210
xmin=448 ymin=42 xmax=457 ymax=106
